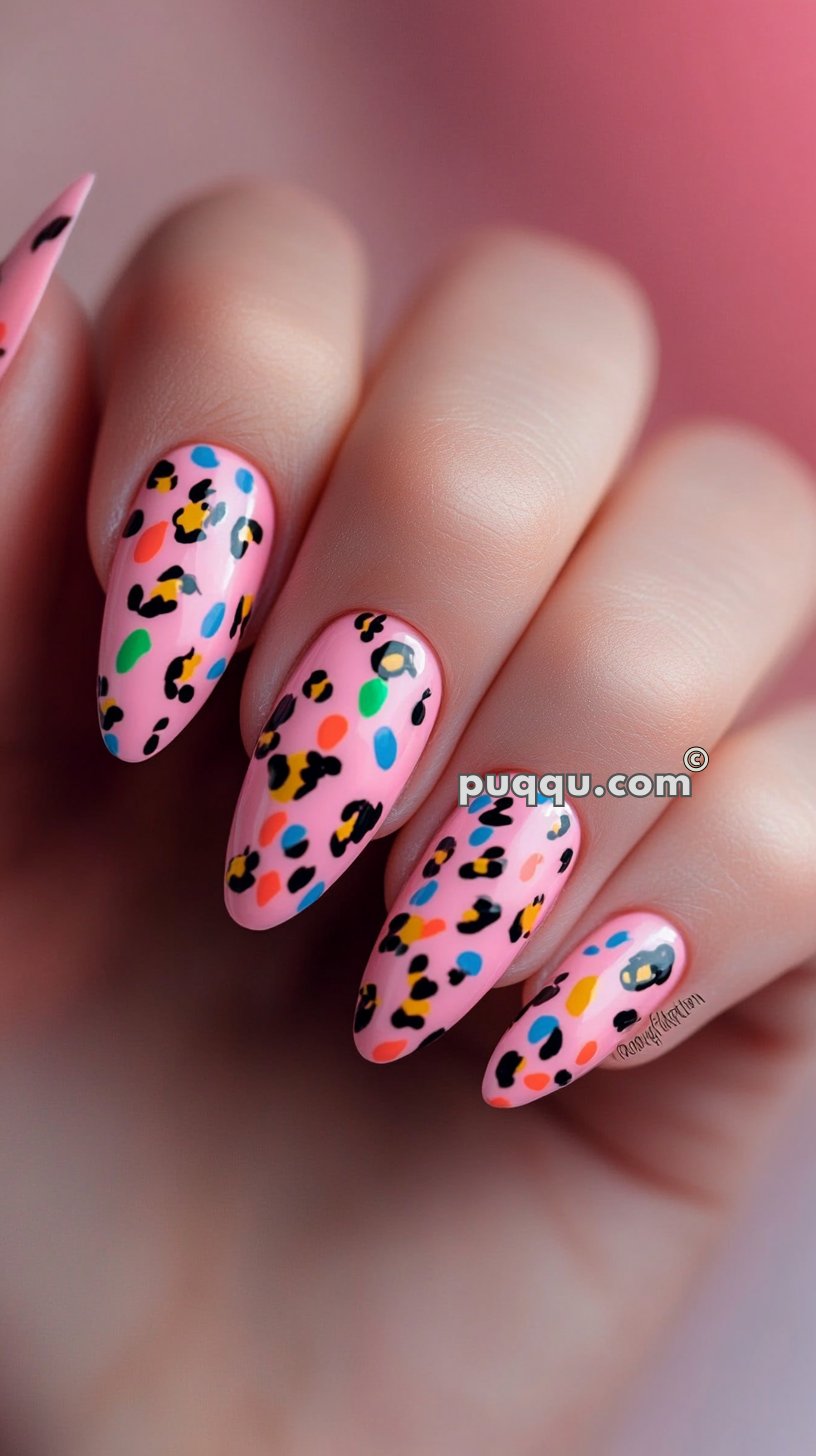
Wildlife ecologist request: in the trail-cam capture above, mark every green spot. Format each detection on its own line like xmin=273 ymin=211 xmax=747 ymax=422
xmin=358 ymin=676 xmax=388 ymax=718
xmin=116 ymin=628 xmax=151 ymax=674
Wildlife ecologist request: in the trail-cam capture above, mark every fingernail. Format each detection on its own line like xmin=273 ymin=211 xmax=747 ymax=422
xmin=0 ymin=173 xmax=94 ymax=384
xmin=482 ymin=911 xmax=687 ymax=1107
xmin=98 ymin=444 xmax=274 ymax=761
xmin=353 ymin=787 xmax=581 ymax=1063
xmin=225 ymin=611 xmax=442 ymax=928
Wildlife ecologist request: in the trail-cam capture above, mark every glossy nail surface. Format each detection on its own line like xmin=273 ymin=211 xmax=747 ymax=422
xmin=483 ymin=910 xmax=687 ymax=1107
xmin=98 ymin=443 xmax=274 ymax=761
xmin=354 ymin=789 xmax=581 ymax=1063
xmin=225 ymin=611 xmax=442 ymax=929
xmin=0 ymin=173 xmax=93 ymax=384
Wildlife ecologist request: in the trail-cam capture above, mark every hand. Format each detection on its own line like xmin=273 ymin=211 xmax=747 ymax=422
xmin=1 ymin=183 xmax=814 ymax=1453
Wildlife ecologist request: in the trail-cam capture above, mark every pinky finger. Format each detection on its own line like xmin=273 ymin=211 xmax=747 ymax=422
xmin=483 ymin=700 xmax=816 ymax=1106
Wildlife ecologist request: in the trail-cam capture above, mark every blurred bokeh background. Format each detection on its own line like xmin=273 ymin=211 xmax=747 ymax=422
xmin=3 ymin=0 xmax=815 ymax=1446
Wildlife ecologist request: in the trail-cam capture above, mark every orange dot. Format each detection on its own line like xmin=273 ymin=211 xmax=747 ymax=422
xmin=520 ymin=852 xmax=543 ymax=882
xmin=317 ymin=713 xmax=348 ymax=750
xmin=488 ymin=1096 xmax=512 ymax=1109
xmin=259 ymin=811 xmax=287 ymax=847
xmin=424 ymin=918 xmax=447 ymax=938
xmin=133 ymin=519 xmax=168 ymax=563
xmin=372 ymin=1040 xmax=408 ymax=1062
xmin=523 ymin=1072 xmax=551 ymax=1091
xmin=256 ymin=871 xmax=281 ymax=906
xmin=576 ymin=1040 xmax=598 ymax=1066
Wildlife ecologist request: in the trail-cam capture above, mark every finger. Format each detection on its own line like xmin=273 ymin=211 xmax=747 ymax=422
xmin=483 ymin=700 xmax=816 ymax=1104
xmin=353 ymin=423 xmax=816 ymax=1062
xmin=0 ymin=173 xmax=93 ymax=386
xmin=0 ymin=276 xmax=95 ymax=747
xmin=226 ymin=231 xmax=655 ymax=929
xmin=90 ymin=183 xmax=365 ymax=762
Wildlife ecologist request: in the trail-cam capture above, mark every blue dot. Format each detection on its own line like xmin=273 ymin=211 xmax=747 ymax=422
xmin=583 ymin=944 xmax=600 ymax=956
xmin=537 ymin=792 xmax=554 ymax=805
xmin=103 ymin=732 xmax=119 ymax=756
xmin=191 ymin=445 xmax=220 ymax=468
xmin=373 ymin=726 xmax=398 ymax=769
xmin=468 ymin=826 xmax=492 ymax=846
xmin=201 ymin=601 xmax=226 ymax=638
xmin=455 ymin=951 xmax=482 ymax=977
xmin=528 ymin=1014 xmax=558 ymax=1045
xmin=297 ymin=881 xmax=325 ymax=912
xmin=410 ymin=881 xmax=438 ymax=906
xmin=606 ymin=930 xmax=630 ymax=948
xmin=235 ymin=467 xmax=254 ymax=493
xmin=281 ymin=825 xmax=307 ymax=850
xmin=206 ymin=658 xmax=227 ymax=679
xmin=468 ymin=794 xmax=492 ymax=814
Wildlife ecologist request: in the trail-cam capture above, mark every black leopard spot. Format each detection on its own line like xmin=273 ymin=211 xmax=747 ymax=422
xmin=554 ymin=1069 xmax=572 ymax=1087
xmin=146 ymin=459 xmax=178 ymax=492
xmin=496 ymin=1050 xmax=525 ymax=1089
xmin=142 ymin=716 xmax=169 ymax=756
xmin=172 ymin=478 xmax=226 ymax=543
xmin=391 ymin=953 xmax=439 ymax=1031
xmin=509 ymin=894 xmax=545 ymax=943
xmin=287 ymin=865 xmax=315 ymax=894
xmin=164 ymin=648 xmax=201 ymax=703
xmin=378 ymin=913 xmax=439 ymax=956
xmin=302 ymin=669 xmax=333 ymax=702
xmin=97 ymin=676 xmax=124 ymax=731
xmin=226 ymin=846 xmax=260 ymax=893
xmin=537 ymin=1025 xmax=563 ymax=1060
xmin=354 ymin=983 xmax=379 ymax=1033
xmin=230 ymin=515 xmax=263 ymax=560
xmin=558 ymin=847 xmax=574 ymax=874
xmin=330 ymin=799 xmax=382 ymax=857
xmin=354 ymin=612 xmax=386 ymax=642
xmin=127 ymin=564 xmax=200 ymax=618
xmin=459 ymin=845 xmax=506 ymax=880
xmin=531 ymin=983 xmax=561 ymax=1006
xmin=254 ymin=694 xmax=297 ymax=758
xmin=613 ymin=1008 xmax=639 ymax=1033
xmin=229 ymin=595 xmax=253 ymax=640
xmin=267 ymin=749 xmax=341 ymax=802
xmin=31 ymin=214 xmax=71 ymax=250
xmin=371 ymin=640 xmax=417 ymax=680
xmin=123 ymin=508 xmax=144 ymax=537
xmin=422 ymin=835 xmax=456 ymax=878
xmin=619 ymin=943 xmax=675 ymax=992
xmin=478 ymin=796 xmax=514 ymax=828
xmin=456 ymin=896 xmax=501 ymax=935
xmin=411 ymin=688 xmax=432 ymax=725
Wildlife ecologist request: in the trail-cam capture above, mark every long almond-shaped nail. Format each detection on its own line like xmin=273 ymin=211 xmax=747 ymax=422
xmin=98 ymin=444 xmax=274 ymax=760
xmin=354 ymin=788 xmax=581 ymax=1063
xmin=0 ymin=173 xmax=94 ymax=385
xmin=482 ymin=911 xmax=687 ymax=1107
xmin=225 ymin=611 xmax=442 ymax=928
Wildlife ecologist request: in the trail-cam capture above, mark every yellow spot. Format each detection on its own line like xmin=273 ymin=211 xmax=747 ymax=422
xmin=565 ymin=976 xmax=598 ymax=1017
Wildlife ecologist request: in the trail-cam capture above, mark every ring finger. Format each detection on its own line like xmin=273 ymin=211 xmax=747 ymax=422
xmin=354 ymin=422 xmax=816 ymax=1060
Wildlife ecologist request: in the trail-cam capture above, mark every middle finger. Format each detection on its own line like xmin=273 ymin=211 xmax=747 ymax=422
xmin=226 ymin=230 xmax=655 ymax=928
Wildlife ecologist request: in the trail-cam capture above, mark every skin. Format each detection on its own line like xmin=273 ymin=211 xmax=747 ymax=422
xmin=1 ymin=185 xmax=815 ymax=1453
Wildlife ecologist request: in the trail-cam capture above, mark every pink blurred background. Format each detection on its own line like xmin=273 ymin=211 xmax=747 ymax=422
xmin=3 ymin=0 xmax=815 ymax=1445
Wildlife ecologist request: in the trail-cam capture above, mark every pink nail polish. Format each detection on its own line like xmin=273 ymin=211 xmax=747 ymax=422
xmin=354 ymin=788 xmax=581 ymax=1062
xmin=98 ymin=444 xmax=274 ymax=761
xmin=225 ymin=611 xmax=442 ymax=928
xmin=482 ymin=911 xmax=687 ymax=1107
xmin=0 ymin=173 xmax=94 ymax=384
